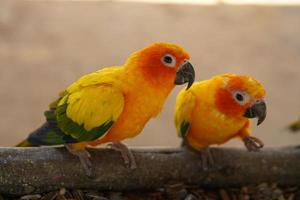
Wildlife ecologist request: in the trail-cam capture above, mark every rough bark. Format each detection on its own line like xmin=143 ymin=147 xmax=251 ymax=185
xmin=0 ymin=146 xmax=299 ymax=195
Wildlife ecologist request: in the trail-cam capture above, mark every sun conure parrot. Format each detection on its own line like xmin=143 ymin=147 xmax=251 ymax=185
xmin=174 ymin=74 xmax=267 ymax=169
xmin=17 ymin=42 xmax=195 ymax=175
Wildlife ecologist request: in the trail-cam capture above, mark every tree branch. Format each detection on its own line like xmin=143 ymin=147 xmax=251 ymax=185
xmin=0 ymin=146 xmax=299 ymax=195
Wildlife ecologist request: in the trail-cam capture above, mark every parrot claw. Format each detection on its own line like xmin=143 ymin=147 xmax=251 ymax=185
xmin=243 ymin=136 xmax=264 ymax=152
xmin=65 ymin=145 xmax=93 ymax=176
xmin=199 ymin=147 xmax=214 ymax=171
xmin=182 ymin=139 xmax=214 ymax=171
xmin=108 ymin=141 xmax=137 ymax=170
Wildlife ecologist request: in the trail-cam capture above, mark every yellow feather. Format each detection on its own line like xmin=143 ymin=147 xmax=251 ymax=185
xmin=67 ymin=67 xmax=122 ymax=93
xmin=174 ymin=89 xmax=196 ymax=136
xmin=66 ymin=84 xmax=124 ymax=131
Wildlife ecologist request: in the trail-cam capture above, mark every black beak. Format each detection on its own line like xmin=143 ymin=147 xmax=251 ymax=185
xmin=244 ymin=100 xmax=267 ymax=126
xmin=174 ymin=61 xmax=195 ymax=90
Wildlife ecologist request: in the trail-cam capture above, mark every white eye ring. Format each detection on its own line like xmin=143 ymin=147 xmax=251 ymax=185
xmin=233 ymin=91 xmax=250 ymax=105
xmin=161 ymin=54 xmax=176 ymax=68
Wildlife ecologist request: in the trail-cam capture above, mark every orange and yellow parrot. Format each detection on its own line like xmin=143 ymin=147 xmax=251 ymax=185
xmin=174 ymin=74 xmax=266 ymax=168
xmin=17 ymin=42 xmax=195 ymax=175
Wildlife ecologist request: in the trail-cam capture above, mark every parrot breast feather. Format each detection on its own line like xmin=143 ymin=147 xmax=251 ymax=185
xmin=55 ymin=83 xmax=124 ymax=142
xmin=174 ymin=90 xmax=196 ymax=138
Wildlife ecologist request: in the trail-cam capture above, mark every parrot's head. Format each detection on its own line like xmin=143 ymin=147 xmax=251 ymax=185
xmin=215 ymin=74 xmax=267 ymax=125
xmin=127 ymin=42 xmax=195 ymax=90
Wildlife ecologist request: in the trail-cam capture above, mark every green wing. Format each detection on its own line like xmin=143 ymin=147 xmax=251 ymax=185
xmin=55 ymin=83 xmax=124 ymax=142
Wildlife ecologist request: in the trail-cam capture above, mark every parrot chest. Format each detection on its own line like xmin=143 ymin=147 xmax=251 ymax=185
xmin=104 ymin=86 xmax=169 ymax=141
xmin=189 ymin=101 xmax=247 ymax=147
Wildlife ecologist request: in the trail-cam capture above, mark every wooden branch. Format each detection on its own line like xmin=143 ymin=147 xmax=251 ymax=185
xmin=0 ymin=146 xmax=299 ymax=195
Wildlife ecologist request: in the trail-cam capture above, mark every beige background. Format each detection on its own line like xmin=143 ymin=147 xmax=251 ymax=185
xmin=0 ymin=0 xmax=299 ymax=147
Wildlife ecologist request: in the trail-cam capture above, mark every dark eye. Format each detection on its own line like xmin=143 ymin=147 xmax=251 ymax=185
xmin=161 ymin=54 xmax=176 ymax=67
xmin=233 ymin=91 xmax=250 ymax=105
xmin=163 ymin=55 xmax=173 ymax=64
xmin=235 ymin=93 xmax=244 ymax=101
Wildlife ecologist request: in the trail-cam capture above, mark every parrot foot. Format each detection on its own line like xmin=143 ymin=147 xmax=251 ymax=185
xmin=199 ymin=147 xmax=214 ymax=171
xmin=65 ymin=145 xmax=93 ymax=176
xmin=182 ymin=139 xmax=214 ymax=171
xmin=108 ymin=141 xmax=137 ymax=169
xmin=243 ymin=136 xmax=264 ymax=152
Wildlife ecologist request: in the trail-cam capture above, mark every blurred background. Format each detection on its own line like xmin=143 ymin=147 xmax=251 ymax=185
xmin=0 ymin=0 xmax=299 ymax=147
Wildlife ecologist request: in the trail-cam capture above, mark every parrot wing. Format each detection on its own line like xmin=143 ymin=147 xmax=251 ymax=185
xmin=174 ymin=90 xmax=196 ymax=138
xmin=49 ymin=67 xmax=121 ymax=110
xmin=54 ymin=82 xmax=124 ymax=142
xmin=22 ymin=68 xmax=125 ymax=146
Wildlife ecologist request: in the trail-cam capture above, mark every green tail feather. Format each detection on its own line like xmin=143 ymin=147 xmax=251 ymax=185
xmin=16 ymin=99 xmax=114 ymax=146
xmin=16 ymin=140 xmax=36 ymax=147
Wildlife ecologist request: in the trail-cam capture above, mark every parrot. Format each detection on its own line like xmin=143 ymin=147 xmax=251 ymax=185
xmin=17 ymin=42 xmax=195 ymax=175
xmin=174 ymin=73 xmax=267 ymax=169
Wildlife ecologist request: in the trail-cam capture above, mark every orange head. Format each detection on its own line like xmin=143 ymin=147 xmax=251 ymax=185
xmin=125 ymin=42 xmax=195 ymax=90
xmin=215 ymin=74 xmax=267 ymax=125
